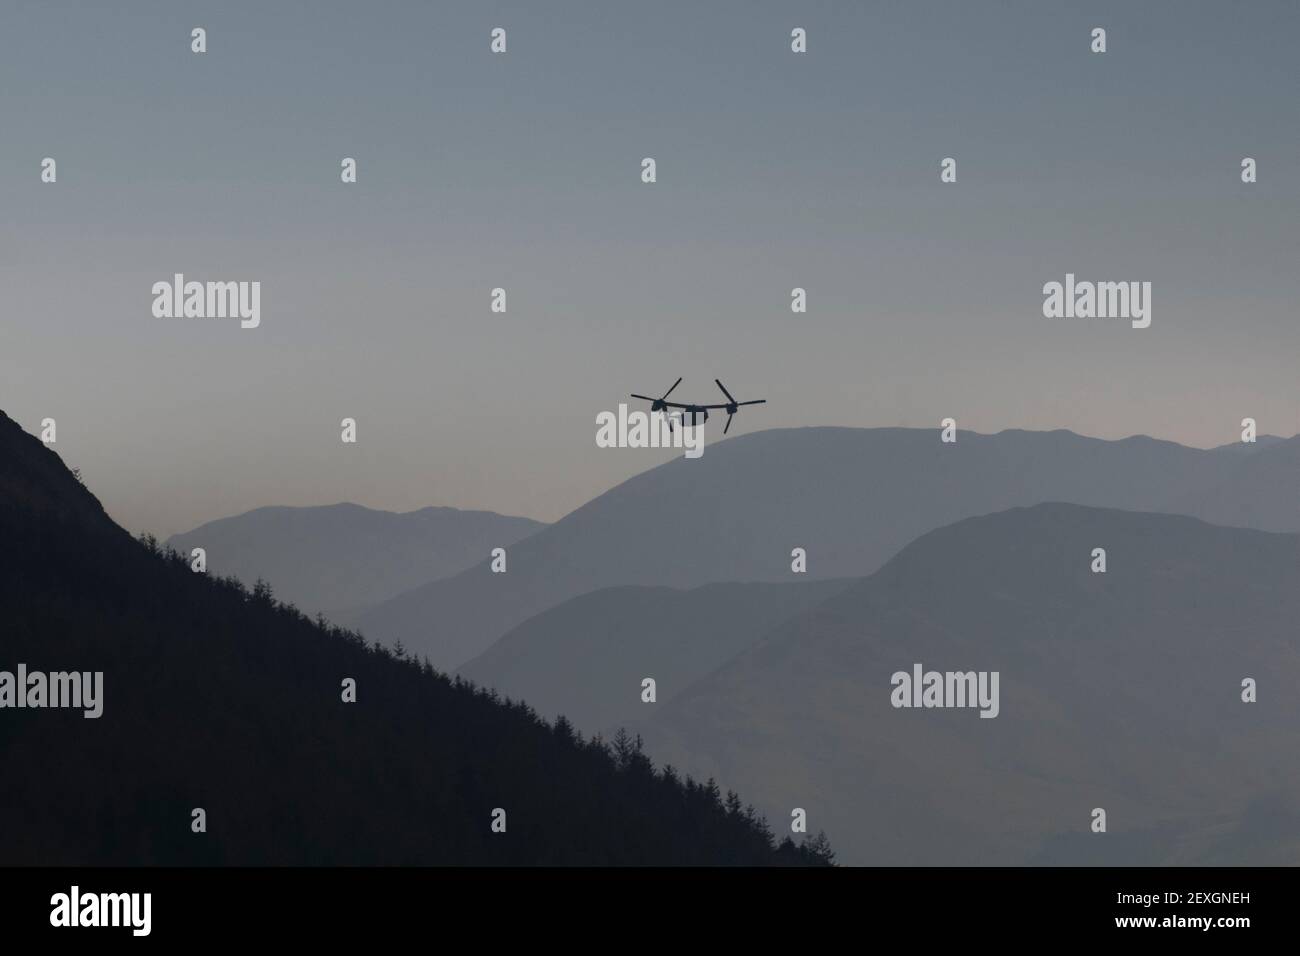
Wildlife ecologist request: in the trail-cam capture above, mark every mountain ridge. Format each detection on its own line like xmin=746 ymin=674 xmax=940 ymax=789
xmin=361 ymin=425 xmax=1300 ymax=669
xmin=458 ymin=576 xmax=855 ymax=730
xmin=0 ymin=408 xmax=827 ymax=866
xmin=166 ymin=500 xmax=545 ymax=617
xmin=635 ymin=501 xmax=1300 ymax=865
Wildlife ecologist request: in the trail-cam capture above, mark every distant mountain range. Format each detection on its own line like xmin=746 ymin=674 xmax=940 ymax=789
xmin=459 ymin=577 xmax=854 ymax=730
xmin=0 ymin=410 xmax=827 ymax=865
xmin=167 ymin=503 xmax=544 ymax=617
xmin=634 ymin=503 xmax=1300 ymax=865
xmin=19 ymin=407 xmax=1295 ymax=865
xmin=359 ymin=427 xmax=1300 ymax=669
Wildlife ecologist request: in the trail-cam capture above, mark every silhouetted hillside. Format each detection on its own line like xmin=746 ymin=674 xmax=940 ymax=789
xmin=0 ymin=412 xmax=829 ymax=866
xmin=636 ymin=504 xmax=1300 ymax=865
xmin=360 ymin=427 xmax=1300 ymax=669
xmin=167 ymin=503 xmax=544 ymax=618
xmin=459 ymin=578 xmax=853 ymax=730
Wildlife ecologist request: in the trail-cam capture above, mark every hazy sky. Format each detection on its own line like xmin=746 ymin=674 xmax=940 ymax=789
xmin=3 ymin=0 xmax=1298 ymax=536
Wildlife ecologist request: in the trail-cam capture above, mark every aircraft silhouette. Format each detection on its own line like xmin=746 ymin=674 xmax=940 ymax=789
xmin=630 ymin=378 xmax=766 ymax=434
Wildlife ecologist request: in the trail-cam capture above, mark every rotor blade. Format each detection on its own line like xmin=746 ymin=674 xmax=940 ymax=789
xmin=714 ymin=379 xmax=736 ymax=403
xmin=724 ymin=413 xmax=734 ymax=434
xmin=736 ymin=399 xmax=766 ymax=406
xmin=661 ymin=377 xmax=683 ymax=400
xmin=630 ymin=394 xmax=656 ymax=402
